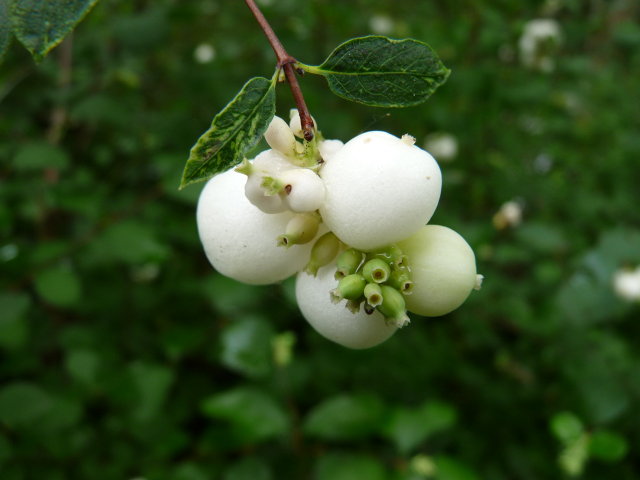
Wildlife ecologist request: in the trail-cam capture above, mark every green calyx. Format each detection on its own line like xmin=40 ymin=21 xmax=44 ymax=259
xmin=305 ymin=232 xmax=341 ymax=276
xmin=277 ymin=213 xmax=320 ymax=248
xmin=331 ymin=273 xmax=366 ymax=303
xmin=328 ymin=243 xmax=414 ymax=326
xmin=261 ymin=176 xmax=285 ymax=195
xmin=364 ymin=283 xmax=383 ymax=307
xmin=377 ymin=285 xmax=410 ymax=328
xmin=335 ymin=248 xmax=364 ymax=279
xmin=362 ymin=258 xmax=391 ymax=284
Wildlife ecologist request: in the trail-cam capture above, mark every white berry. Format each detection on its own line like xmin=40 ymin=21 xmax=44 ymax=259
xmin=279 ymin=168 xmax=325 ymax=213
xmin=319 ymin=131 xmax=442 ymax=251
xmin=296 ymin=262 xmax=398 ymax=349
xmin=398 ymin=225 xmax=477 ymax=317
xmin=197 ymin=168 xmax=317 ymax=285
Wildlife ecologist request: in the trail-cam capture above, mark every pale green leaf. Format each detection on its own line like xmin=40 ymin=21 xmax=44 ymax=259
xmin=180 ymin=76 xmax=276 ymax=188
xmin=589 ymin=430 xmax=628 ymax=462
xmin=302 ymin=35 xmax=450 ymax=107
xmin=10 ymin=0 xmax=100 ymax=61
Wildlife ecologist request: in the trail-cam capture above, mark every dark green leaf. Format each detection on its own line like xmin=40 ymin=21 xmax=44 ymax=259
xmin=180 ymin=76 xmax=276 ymax=188
xmin=315 ymin=453 xmax=387 ymax=480
xmin=0 ymin=382 xmax=53 ymax=429
xmin=302 ymin=35 xmax=450 ymax=107
xmin=34 ymin=266 xmax=82 ymax=308
xmin=201 ymin=387 xmax=289 ymax=444
xmin=383 ymin=400 xmax=458 ymax=453
xmin=589 ymin=430 xmax=628 ymax=462
xmin=9 ymin=0 xmax=100 ymax=61
xmin=0 ymin=0 xmax=11 ymax=60
xmin=0 ymin=292 xmax=30 ymax=350
xmin=220 ymin=315 xmax=275 ymax=379
xmin=304 ymin=394 xmax=384 ymax=441
xmin=223 ymin=458 xmax=272 ymax=480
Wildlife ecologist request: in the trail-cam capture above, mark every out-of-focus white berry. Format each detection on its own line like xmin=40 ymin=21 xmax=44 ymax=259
xmin=279 ymin=168 xmax=325 ymax=213
xmin=197 ymin=169 xmax=317 ymax=285
xmin=320 ymin=131 xmax=442 ymax=251
xmin=493 ymin=200 xmax=523 ymax=230
xmin=613 ymin=267 xmax=640 ymax=302
xmin=423 ymin=132 xmax=458 ymax=162
xmin=194 ymin=43 xmax=216 ymax=64
xmin=369 ymin=15 xmax=394 ymax=35
xmin=265 ymin=116 xmax=297 ymax=157
xmin=519 ymin=18 xmax=562 ymax=72
xmin=296 ymin=262 xmax=397 ymax=349
xmin=398 ymin=225 xmax=478 ymax=317
xmin=318 ymin=139 xmax=344 ymax=163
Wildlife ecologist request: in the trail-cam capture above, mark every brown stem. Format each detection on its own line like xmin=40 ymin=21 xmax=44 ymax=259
xmin=245 ymin=0 xmax=315 ymax=141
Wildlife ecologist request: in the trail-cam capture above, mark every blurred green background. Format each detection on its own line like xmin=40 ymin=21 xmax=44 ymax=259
xmin=1 ymin=0 xmax=640 ymax=478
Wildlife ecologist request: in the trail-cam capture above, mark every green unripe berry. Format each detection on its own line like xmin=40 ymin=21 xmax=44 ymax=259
xmin=362 ymin=258 xmax=391 ymax=284
xmin=335 ymin=248 xmax=364 ymax=279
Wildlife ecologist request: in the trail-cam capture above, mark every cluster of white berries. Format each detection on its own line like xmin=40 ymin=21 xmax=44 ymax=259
xmin=196 ymin=111 xmax=482 ymax=349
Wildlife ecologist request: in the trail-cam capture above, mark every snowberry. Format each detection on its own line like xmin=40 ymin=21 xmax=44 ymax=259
xmin=318 ymin=139 xmax=344 ymax=163
xmin=197 ymin=168 xmax=318 ymax=285
xmin=279 ymin=168 xmax=325 ymax=213
xmin=398 ymin=225 xmax=478 ymax=317
xmin=296 ymin=262 xmax=398 ymax=349
xmin=319 ymin=131 xmax=442 ymax=251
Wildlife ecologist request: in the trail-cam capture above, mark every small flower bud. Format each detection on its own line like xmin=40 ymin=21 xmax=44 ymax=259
xmin=362 ymin=258 xmax=391 ymax=284
xmin=377 ymin=285 xmax=411 ymax=328
xmin=364 ymin=283 xmax=383 ymax=307
xmin=305 ymin=232 xmax=341 ymax=276
xmin=387 ymin=268 xmax=414 ymax=295
xmin=265 ymin=115 xmax=297 ymax=157
xmin=331 ymin=274 xmax=366 ymax=302
xmin=318 ymin=139 xmax=344 ymax=163
xmin=335 ymin=248 xmax=364 ymax=279
xmin=277 ymin=213 xmax=320 ymax=248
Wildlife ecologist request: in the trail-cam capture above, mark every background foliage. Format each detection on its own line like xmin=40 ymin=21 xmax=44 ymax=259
xmin=1 ymin=0 xmax=640 ymax=478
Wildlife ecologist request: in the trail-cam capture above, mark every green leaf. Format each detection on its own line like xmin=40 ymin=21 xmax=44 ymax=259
xmin=220 ymin=315 xmax=275 ymax=379
xmin=9 ymin=0 xmax=99 ymax=61
xmin=433 ymin=456 xmax=481 ymax=480
xmin=383 ymin=400 xmax=458 ymax=454
xmin=0 ymin=382 xmax=53 ymax=429
xmin=302 ymin=35 xmax=450 ymax=107
xmin=34 ymin=265 xmax=82 ymax=308
xmin=201 ymin=387 xmax=289 ymax=444
xmin=303 ymin=393 xmax=385 ymax=441
xmin=550 ymin=412 xmax=584 ymax=445
xmin=315 ymin=453 xmax=387 ymax=480
xmin=13 ymin=142 xmax=70 ymax=171
xmin=0 ymin=0 xmax=11 ymax=60
xmin=180 ymin=76 xmax=276 ymax=188
xmin=129 ymin=361 xmax=174 ymax=422
xmin=0 ymin=292 xmax=30 ymax=350
xmin=223 ymin=458 xmax=272 ymax=480
xmin=589 ymin=430 xmax=628 ymax=462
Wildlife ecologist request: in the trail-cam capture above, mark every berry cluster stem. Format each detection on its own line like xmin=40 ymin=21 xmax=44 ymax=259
xmin=245 ymin=0 xmax=315 ymax=141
